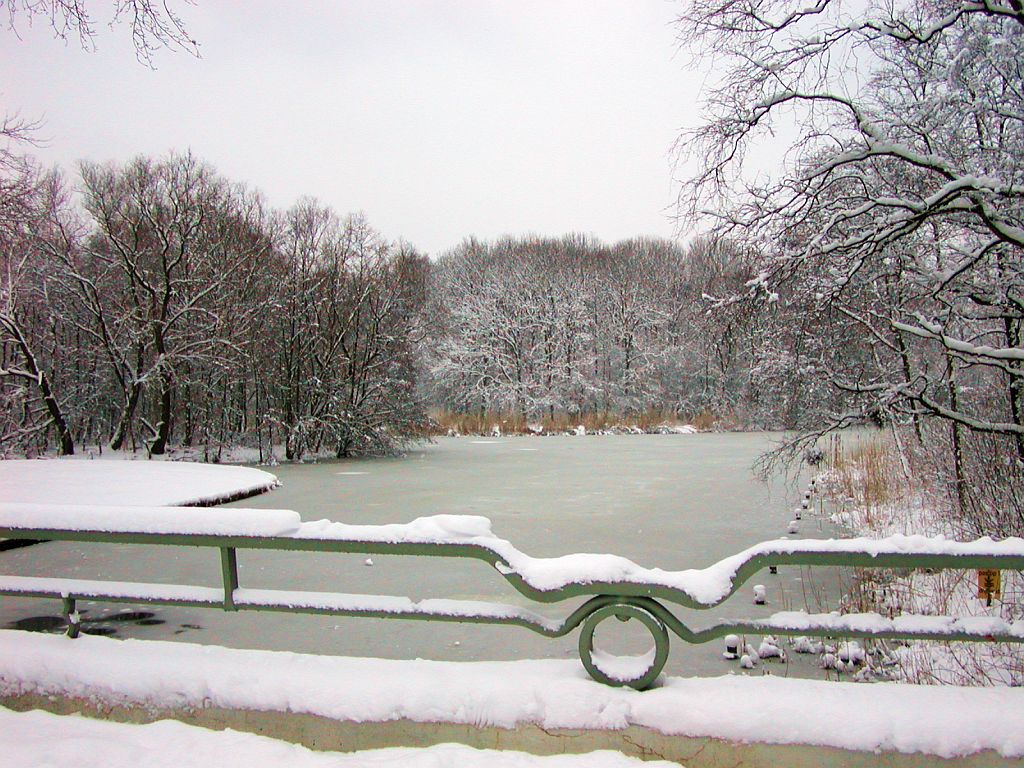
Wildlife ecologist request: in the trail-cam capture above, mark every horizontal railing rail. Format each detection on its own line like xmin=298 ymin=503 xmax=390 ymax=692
xmin=1 ymin=503 xmax=1022 ymax=689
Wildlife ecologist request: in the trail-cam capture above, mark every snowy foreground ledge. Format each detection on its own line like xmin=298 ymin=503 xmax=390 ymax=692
xmin=1 ymin=631 xmax=1022 ymax=761
xmin=3 ymin=709 xmax=669 ymax=768
xmin=0 ymin=459 xmax=279 ymax=507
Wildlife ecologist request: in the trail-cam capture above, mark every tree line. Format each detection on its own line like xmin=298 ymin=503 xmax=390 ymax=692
xmin=0 ymin=144 xmax=837 ymax=461
xmin=426 ymin=233 xmax=832 ymax=428
xmin=1 ymin=151 xmax=426 ymax=461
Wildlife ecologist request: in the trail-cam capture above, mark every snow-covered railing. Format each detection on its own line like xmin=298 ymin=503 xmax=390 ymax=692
xmin=1 ymin=503 xmax=1023 ymax=690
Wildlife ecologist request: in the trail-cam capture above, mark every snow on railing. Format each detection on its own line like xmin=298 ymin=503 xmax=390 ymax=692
xmin=1 ymin=502 xmax=1023 ymax=689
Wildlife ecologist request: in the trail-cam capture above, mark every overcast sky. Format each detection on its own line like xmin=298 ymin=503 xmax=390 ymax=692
xmin=1 ymin=1 xmax=703 ymax=256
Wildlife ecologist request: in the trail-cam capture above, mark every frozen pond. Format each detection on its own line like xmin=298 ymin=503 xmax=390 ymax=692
xmin=0 ymin=434 xmax=849 ymax=678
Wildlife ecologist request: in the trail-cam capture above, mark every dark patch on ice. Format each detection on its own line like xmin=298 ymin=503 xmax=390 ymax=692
xmin=98 ymin=611 xmax=155 ymax=623
xmin=135 ymin=618 xmax=165 ymax=626
xmin=81 ymin=626 xmax=117 ymax=636
xmin=0 ymin=538 xmax=46 ymax=552
xmin=179 ymin=623 xmax=203 ymax=630
xmin=8 ymin=615 xmax=65 ymax=632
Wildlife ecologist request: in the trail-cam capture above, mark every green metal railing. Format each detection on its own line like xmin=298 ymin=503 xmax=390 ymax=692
xmin=1 ymin=510 xmax=1023 ymax=690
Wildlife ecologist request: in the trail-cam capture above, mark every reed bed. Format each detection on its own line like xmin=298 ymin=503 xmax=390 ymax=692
xmin=824 ymin=432 xmax=907 ymax=516
xmin=428 ymin=408 xmax=715 ymax=436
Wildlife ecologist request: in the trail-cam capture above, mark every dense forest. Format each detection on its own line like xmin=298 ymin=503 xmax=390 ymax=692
xmin=426 ymin=234 xmax=823 ymax=428
xmin=1 ymin=152 xmax=427 ymax=461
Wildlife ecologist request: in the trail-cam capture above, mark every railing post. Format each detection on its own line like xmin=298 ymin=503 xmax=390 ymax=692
xmin=220 ymin=547 xmax=238 ymax=611
xmin=62 ymin=595 xmax=80 ymax=638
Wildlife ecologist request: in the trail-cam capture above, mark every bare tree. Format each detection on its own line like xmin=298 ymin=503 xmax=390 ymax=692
xmin=268 ymin=203 xmax=427 ymax=460
xmin=78 ymin=153 xmax=269 ymax=454
xmin=0 ymin=163 xmax=79 ymax=455
xmin=675 ymin=0 xmax=1024 ymax=458
xmin=4 ymin=0 xmax=198 ymax=63
xmin=2 ymin=143 xmax=429 ymax=460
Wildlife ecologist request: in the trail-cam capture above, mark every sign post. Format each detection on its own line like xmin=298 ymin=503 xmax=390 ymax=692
xmin=977 ymin=569 xmax=1001 ymax=607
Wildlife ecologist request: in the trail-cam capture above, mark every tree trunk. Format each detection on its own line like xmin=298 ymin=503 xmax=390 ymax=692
xmin=150 ymin=369 xmax=173 ymax=455
xmin=946 ymin=357 xmax=968 ymax=515
xmin=109 ymin=382 xmax=142 ymax=451
xmin=1004 ymin=317 xmax=1024 ymax=461
xmin=893 ymin=326 xmax=923 ymax=445
xmin=39 ymin=368 xmax=75 ymax=456
xmin=2 ymin=314 xmax=74 ymax=455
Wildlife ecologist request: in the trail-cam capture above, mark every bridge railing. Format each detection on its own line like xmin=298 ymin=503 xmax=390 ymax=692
xmin=1 ymin=503 xmax=1022 ymax=689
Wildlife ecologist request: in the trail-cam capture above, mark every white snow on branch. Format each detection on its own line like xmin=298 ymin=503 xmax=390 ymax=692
xmin=293 ymin=515 xmax=1024 ymax=605
xmin=755 ymin=610 xmax=1024 ymax=639
xmin=233 ymin=587 xmax=559 ymax=629
xmin=3 ymin=507 xmax=1023 ymax=607
xmin=892 ymin=319 xmax=1024 ymax=362
xmin=0 ymin=574 xmax=223 ymax=604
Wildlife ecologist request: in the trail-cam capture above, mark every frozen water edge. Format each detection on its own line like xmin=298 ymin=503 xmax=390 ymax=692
xmin=0 ymin=503 xmax=300 ymax=537
xmin=1 ymin=630 xmax=1023 ymax=759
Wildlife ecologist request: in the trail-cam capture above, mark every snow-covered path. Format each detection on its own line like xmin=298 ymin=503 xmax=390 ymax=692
xmin=1 ymin=708 xmax=669 ymax=768
xmin=0 ymin=459 xmax=278 ymax=507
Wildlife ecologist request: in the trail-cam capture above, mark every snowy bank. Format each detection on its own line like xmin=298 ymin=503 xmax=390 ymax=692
xmin=818 ymin=466 xmax=1024 ymax=686
xmin=0 ymin=503 xmax=301 ymax=537
xmin=1 ymin=631 xmax=1022 ymax=760
xmin=0 ymin=459 xmax=279 ymax=507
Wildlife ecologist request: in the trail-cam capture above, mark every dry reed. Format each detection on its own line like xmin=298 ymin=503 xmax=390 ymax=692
xmin=825 ymin=432 xmax=905 ymax=514
xmin=428 ymin=408 xmax=708 ymax=436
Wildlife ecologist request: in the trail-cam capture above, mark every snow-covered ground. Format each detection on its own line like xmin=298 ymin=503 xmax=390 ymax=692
xmin=0 ymin=459 xmax=279 ymax=507
xmin=0 ymin=503 xmax=300 ymax=536
xmin=2 ymin=708 xmax=670 ymax=768
xmin=1 ymin=631 xmax=1022 ymax=759
xmin=820 ymin=470 xmax=1024 ymax=685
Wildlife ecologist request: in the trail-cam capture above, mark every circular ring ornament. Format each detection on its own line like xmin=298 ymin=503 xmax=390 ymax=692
xmin=578 ymin=601 xmax=669 ymax=690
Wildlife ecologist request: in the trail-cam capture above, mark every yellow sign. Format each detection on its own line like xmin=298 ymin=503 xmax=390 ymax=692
xmin=977 ymin=569 xmax=1001 ymax=602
